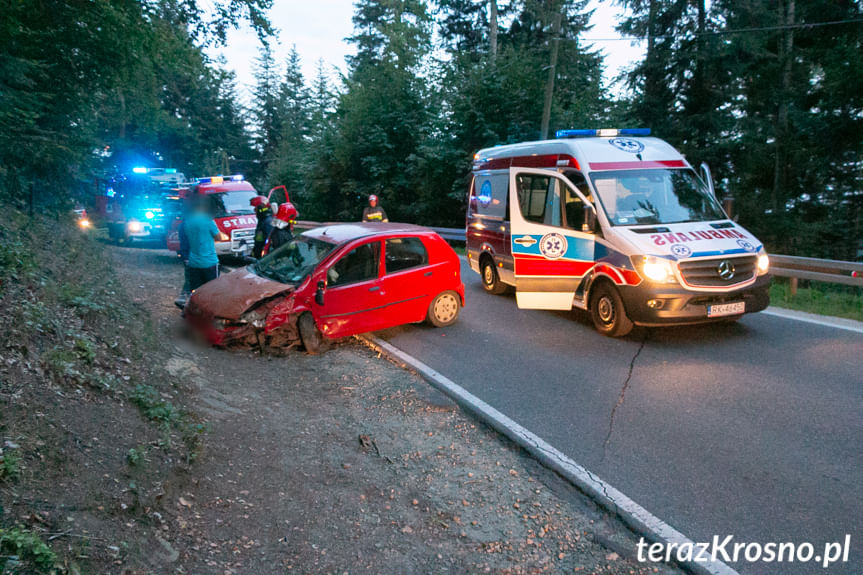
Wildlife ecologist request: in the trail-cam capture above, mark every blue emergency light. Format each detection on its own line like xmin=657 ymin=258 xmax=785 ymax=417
xmin=556 ymin=128 xmax=651 ymax=138
xmin=166 ymin=168 xmax=177 ymax=174
xmin=132 ymin=166 xmax=148 ymax=174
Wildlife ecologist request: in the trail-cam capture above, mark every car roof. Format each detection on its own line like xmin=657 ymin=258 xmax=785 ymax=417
xmin=195 ymin=181 xmax=258 ymax=195
xmin=302 ymin=222 xmax=435 ymax=244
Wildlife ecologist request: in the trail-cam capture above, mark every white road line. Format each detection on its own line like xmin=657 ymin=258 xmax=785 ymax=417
xmin=361 ymin=334 xmax=739 ymax=575
xmin=762 ymin=307 xmax=863 ymax=335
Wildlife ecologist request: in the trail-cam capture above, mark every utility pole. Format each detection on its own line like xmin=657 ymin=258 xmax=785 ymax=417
xmin=773 ymin=0 xmax=794 ymax=214
xmin=489 ymin=0 xmax=499 ymax=62
xmin=540 ymin=9 xmax=562 ymax=140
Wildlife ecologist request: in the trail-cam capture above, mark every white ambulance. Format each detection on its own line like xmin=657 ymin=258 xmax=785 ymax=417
xmin=466 ymin=129 xmax=771 ymax=336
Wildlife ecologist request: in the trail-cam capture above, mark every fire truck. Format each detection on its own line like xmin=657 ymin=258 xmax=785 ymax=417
xmin=100 ymin=167 xmax=187 ymax=243
xmin=166 ymin=175 xmax=263 ymax=259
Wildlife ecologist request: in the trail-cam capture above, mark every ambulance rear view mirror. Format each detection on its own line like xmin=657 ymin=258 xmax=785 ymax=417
xmin=582 ymin=204 xmax=596 ymax=233
xmin=700 ymin=162 xmax=716 ymax=198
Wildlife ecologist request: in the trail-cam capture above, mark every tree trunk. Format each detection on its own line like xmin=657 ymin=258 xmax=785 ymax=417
xmin=773 ymin=0 xmax=794 ymax=213
xmin=540 ymin=9 xmax=562 ymax=140
xmin=118 ymin=88 xmax=126 ymax=140
xmin=489 ymin=0 xmax=498 ymax=62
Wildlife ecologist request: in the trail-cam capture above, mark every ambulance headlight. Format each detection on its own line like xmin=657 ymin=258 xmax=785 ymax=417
xmin=127 ymin=221 xmax=143 ymax=233
xmin=632 ymin=255 xmax=677 ymax=284
xmin=757 ymin=250 xmax=769 ymax=275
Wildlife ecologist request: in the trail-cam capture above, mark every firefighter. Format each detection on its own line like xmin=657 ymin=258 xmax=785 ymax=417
xmin=361 ymin=194 xmax=388 ymax=222
xmin=265 ymin=202 xmax=298 ymax=254
xmin=184 ymin=196 xmax=221 ymax=291
xmin=250 ymin=195 xmax=273 ymax=258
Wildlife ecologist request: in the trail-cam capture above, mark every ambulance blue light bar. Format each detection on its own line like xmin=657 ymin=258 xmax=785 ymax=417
xmin=556 ymin=128 xmax=651 ymax=138
xmin=132 ymin=166 xmax=148 ymax=174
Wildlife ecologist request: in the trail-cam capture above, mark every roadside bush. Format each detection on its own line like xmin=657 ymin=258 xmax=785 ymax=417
xmin=0 ymin=527 xmax=56 ymax=572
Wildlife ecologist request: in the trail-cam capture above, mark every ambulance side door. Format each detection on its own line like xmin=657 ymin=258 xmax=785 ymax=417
xmin=508 ymin=168 xmax=596 ymax=310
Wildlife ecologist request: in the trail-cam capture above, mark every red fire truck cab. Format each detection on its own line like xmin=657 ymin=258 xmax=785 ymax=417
xmin=166 ymin=175 xmax=259 ymax=259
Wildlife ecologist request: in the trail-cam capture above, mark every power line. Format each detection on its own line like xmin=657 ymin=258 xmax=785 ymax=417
xmin=582 ymin=16 xmax=863 ymax=43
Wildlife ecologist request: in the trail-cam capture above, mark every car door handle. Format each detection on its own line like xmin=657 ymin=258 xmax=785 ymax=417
xmin=368 ymin=286 xmax=380 ymax=292
xmin=424 ymin=271 xmax=433 ymax=277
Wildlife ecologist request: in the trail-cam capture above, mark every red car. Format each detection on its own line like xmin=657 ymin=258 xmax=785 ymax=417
xmin=185 ymin=223 xmax=465 ymax=353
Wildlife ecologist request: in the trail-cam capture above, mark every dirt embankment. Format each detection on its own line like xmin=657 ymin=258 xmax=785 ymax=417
xmin=1 ymin=215 xmax=681 ymax=574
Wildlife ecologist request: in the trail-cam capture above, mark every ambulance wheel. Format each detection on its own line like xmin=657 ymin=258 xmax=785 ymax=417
xmin=298 ymin=313 xmax=330 ymax=354
xmin=427 ymin=291 xmax=460 ymax=328
xmin=481 ymin=259 xmax=507 ymax=295
xmin=590 ymin=283 xmax=633 ymax=337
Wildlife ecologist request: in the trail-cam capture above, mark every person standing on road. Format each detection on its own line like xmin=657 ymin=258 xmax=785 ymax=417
xmin=361 ymin=194 xmax=388 ymax=223
xmin=250 ymin=195 xmax=273 ymax=258
xmin=184 ymin=196 xmax=221 ymax=291
xmin=174 ymin=211 xmax=192 ymax=308
xmin=265 ymin=202 xmax=298 ymax=255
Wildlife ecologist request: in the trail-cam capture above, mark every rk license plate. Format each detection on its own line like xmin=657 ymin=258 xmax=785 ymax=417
xmin=707 ymin=301 xmax=745 ymax=317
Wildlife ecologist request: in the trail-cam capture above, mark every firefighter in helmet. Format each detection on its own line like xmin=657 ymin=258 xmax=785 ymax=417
xmin=361 ymin=194 xmax=388 ymax=223
xmin=250 ymin=195 xmax=273 ymax=258
xmin=265 ymin=202 xmax=298 ymax=255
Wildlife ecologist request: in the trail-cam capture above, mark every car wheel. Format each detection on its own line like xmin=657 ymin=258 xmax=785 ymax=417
xmin=427 ymin=291 xmax=460 ymax=328
xmin=590 ymin=282 xmax=633 ymax=337
xmin=298 ymin=312 xmax=330 ymax=354
xmin=481 ymin=258 xmax=507 ymax=295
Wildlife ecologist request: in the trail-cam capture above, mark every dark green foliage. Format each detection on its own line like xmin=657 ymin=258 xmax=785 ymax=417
xmin=0 ymin=527 xmax=56 ymax=572
xmin=1 ymin=0 xmax=859 ymax=256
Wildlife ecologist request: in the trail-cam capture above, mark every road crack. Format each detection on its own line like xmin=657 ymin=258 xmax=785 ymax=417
xmin=602 ymin=330 xmax=649 ymax=461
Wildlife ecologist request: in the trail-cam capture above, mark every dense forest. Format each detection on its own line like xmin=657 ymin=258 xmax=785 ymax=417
xmin=1 ymin=0 xmax=861 ymax=259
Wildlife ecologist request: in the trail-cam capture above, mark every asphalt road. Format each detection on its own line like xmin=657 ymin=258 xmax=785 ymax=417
xmin=378 ymin=259 xmax=863 ymax=575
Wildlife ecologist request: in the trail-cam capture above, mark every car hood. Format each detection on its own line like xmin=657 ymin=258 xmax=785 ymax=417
xmin=190 ymin=266 xmax=292 ymax=320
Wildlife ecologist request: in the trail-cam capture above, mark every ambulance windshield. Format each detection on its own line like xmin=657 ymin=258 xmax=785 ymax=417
xmin=590 ymin=169 xmax=725 ymax=226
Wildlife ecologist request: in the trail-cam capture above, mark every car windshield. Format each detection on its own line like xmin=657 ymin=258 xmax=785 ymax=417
xmin=251 ymin=236 xmax=336 ymax=284
xmin=590 ymin=168 xmax=725 ymax=226
xmin=211 ymin=190 xmax=256 ymax=216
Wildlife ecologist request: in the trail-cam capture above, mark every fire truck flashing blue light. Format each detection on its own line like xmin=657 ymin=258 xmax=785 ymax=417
xmin=145 ymin=211 xmax=155 ymax=220
xmin=230 ymin=174 xmax=244 ymax=181
xmin=556 ymin=128 xmax=651 ymax=138
xmin=132 ymin=167 xmax=148 ymax=174
xmin=165 ymin=168 xmax=177 ymax=174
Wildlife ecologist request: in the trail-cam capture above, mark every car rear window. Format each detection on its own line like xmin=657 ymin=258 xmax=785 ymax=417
xmin=385 ymin=237 xmax=428 ymax=273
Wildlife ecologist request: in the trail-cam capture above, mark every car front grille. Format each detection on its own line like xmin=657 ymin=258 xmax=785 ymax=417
xmin=678 ymin=255 xmax=757 ymax=287
xmin=231 ymin=228 xmax=255 ymax=252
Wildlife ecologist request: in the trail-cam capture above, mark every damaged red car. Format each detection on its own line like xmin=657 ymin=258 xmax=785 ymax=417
xmin=184 ymin=223 xmax=465 ymax=353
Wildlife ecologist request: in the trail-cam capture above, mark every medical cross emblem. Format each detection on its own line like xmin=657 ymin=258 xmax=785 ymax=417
xmin=609 ymin=137 xmax=645 ymax=154
xmin=539 ymin=233 xmax=568 ymax=260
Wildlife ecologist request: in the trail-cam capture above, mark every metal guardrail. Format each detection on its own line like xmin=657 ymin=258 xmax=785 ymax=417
xmin=770 ymin=255 xmax=863 ymax=290
xmin=297 ymin=222 xmax=863 ymax=290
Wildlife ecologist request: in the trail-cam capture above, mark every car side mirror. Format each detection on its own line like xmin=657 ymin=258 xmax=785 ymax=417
xmin=582 ymin=204 xmax=596 ymax=233
xmin=315 ymin=280 xmax=326 ymax=306
xmin=700 ymin=162 xmax=716 ymax=198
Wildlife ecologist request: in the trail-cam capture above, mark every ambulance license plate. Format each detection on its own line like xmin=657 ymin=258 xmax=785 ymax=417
xmin=707 ymin=301 xmax=745 ymax=317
